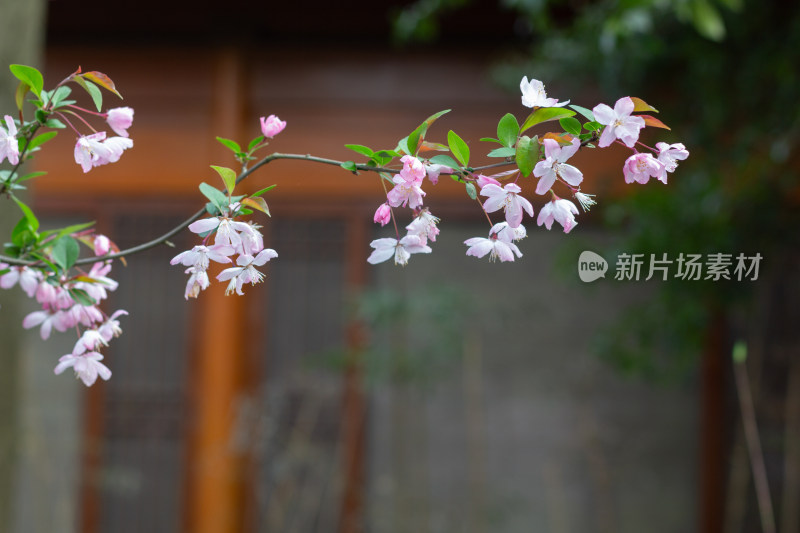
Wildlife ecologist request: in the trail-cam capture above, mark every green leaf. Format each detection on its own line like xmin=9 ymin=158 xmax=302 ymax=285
xmin=428 ymin=154 xmax=461 ymax=170
xmin=396 ymin=136 xmax=412 ymax=156
xmin=216 ymin=137 xmax=242 ymax=153
xmin=11 ymin=217 xmax=36 ymax=248
xmin=420 ymin=109 xmax=451 ymax=129
xmin=340 ymin=161 xmax=358 ymax=173
xmin=520 ymin=107 xmax=577 ymax=134
xmin=465 ymin=182 xmax=477 ymax=200
xmin=480 ymin=137 xmax=501 ymax=143
xmin=251 ymin=184 xmax=277 ymax=197
xmin=447 ymin=130 xmax=470 ymax=167
xmin=248 ymin=135 xmax=265 ymax=151
xmin=497 ymin=113 xmax=520 ymax=148
xmin=345 ymin=144 xmax=375 ymax=158
xmin=28 ymin=131 xmax=58 ymax=151
xmin=12 ymin=197 xmax=39 ymax=232
xmin=690 ymin=0 xmax=725 ymax=41
xmin=515 ymin=135 xmax=537 ymax=177
xmin=10 ymin=65 xmax=43 ymax=97
xmin=15 ymin=171 xmax=47 ymax=183
xmin=199 ymin=182 xmax=228 ymax=213
xmin=68 ymin=288 xmax=96 ymax=307
xmin=39 ymin=221 xmax=95 ymax=241
xmin=45 ymin=118 xmax=66 ymax=129
xmin=72 ymin=77 xmax=103 ymax=111
xmin=569 ymin=104 xmax=595 ymax=121
xmin=210 ymin=165 xmax=237 ymax=195
xmin=50 ymin=86 xmax=73 ymax=108
xmin=407 ymin=128 xmax=422 ymax=155
xmin=487 ymin=147 xmax=516 ymax=158
xmin=583 ymin=121 xmax=603 ymax=132
xmin=559 ymin=117 xmax=582 ymax=135
xmin=52 ymin=236 xmax=80 ymax=271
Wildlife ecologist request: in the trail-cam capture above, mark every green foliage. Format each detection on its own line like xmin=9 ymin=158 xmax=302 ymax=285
xmin=447 ymin=129 xmax=469 ymax=167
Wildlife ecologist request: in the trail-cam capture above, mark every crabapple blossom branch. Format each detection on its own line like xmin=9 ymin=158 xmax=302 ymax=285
xmin=1 ymin=66 xmax=689 ymax=388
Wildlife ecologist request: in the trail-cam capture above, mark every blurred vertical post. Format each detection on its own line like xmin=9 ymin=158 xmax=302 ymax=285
xmin=184 ymin=47 xmax=249 ymax=533
xmin=0 ymin=0 xmax=47 ymax=525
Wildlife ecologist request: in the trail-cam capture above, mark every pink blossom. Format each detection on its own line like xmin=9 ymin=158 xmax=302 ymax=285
xmin=520 ymin=77 xmax=569 ymax=108
xmin=54 ymin=351 xmax=111 ymax=387
xmin=480 ymin=183 xmax=534 ymax=228
xmin=656 ymin=142 xmax=689 ymax=173
xmin=373 ymin=203 xmax=391 ymax=226
xmin=533 ymin=138 xmax=583 ymax=195
xmin=475 ymin=175 xmax=501 ymax=188
xmin=0 ymin=266 xmax=40 ymax=296
xmin=105 ymin=107 xmax=134 ymax=137
xmin=73 ymin=132 xmax=133 ymax=173
xmin=0 ymin=115 xmax=19 ymax=165
xmin=622 ymin=152 xmax=666 ymax=184
xmin=400 ymin=155 xmax=426 ymax=181
xmin=406 ymin=209 xmax=440 ymax=242
xmin=260 ymin=115 xmax=286 ymax=138
xmin=537 ymin=198 xmax=580 ymax=233
xmin=98 ymin=310 xmax=128 ymax=342
xmin=464 ymin=233 xmax=522 ymax=262
xmin=22 ymin=309 xmax=70 ymax=340
xmin=424 ymin=163 xmax=454 ymax=185
xmin=367 ymin=235 xmax=431 ymax=266
xmin=593 ymin=97 xmax=646 ymax=148
xmin=93 ymin=235 xmax=111 ymax=255
xmin=386 ymin=173 xmax=426 ymax=209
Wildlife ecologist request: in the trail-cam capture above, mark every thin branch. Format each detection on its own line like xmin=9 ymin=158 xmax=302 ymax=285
xmin=1 ymin=152 xmax=519 ymax=268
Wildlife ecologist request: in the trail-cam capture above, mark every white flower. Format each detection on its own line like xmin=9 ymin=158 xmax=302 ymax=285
xmin=216 ymin=248 xmax=278 ymax=295
xmin=520 ymin=77 xmax=569 ymax=108
xmin=406 ymin=209 xmax=440 ymax=242
xmin=0 ymin=115 xmax=20 ymax=165
xmin=532 ymin=137 xmax=583 ymax=195
xmin=491 ymin=222 xmax=527 ymax=242
xmin=656 ymin=142 xmax=689 ymax=173
xmin=367 ymin=235 xmax=431 ymax=266
xmin=171 ymin=244 xmax=234 ymax=270
xmin=184 ymin=267 xmax=210 ymax=299
xmin=593 ymin=97 xmax=646 ymax=148
xmin=54 ymin=351 xmax=112 ymax=387
xmin=464 ymin=232 xmax=523 ymax=262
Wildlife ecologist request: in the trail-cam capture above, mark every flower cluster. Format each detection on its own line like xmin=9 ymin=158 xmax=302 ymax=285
xmin=367 ymin=155 xmax=445 ymax=265
xmin=71 ymin=107 xmax=134 ymax=173
xmin=173 ymin=202 xmax=278 ymax=297
xmin=0 ymin=234 xmax=126 ymax=386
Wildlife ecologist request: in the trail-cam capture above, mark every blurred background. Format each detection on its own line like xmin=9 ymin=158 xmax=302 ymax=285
xmin=0 ymin=0 xmax=797 ymax=532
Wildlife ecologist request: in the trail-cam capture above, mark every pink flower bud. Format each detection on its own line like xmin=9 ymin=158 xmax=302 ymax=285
xmin=260 ymin=115 xmax=286 ymax=138
xmin=94 ymin=235 xmax=111 ymax=256
xmin=106 ymin=107 xmax=134 ymax=137
xmin=373 ymin=203 xmax=391 ymax=226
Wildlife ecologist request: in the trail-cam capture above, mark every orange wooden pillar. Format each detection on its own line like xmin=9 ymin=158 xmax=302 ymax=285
xmin=184 ymin=48 xmax=249 ymax=533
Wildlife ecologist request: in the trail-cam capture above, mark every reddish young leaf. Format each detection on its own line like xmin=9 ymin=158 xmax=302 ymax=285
xmin=83 ymin=71 xmax=122 ymax=98
xmin=639 ymin=114 xmax=671 ymax=130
